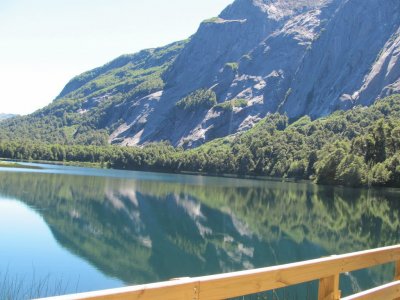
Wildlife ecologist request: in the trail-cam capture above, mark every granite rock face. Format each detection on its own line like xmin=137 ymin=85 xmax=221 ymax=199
xmin=45 ymin=0 xmax=400 ymax=147
xmin=282 ymin=0 xmax=400 ymax=117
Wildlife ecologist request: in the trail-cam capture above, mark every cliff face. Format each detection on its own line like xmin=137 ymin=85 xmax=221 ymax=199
xmin=3 ymin=0 xmax=400 ymax=147
xmin=282 ymin=0 xmax=400 ymax=117
xmin=108 ymin=0 xmax=340 ymax=147
xmin=103 ymin=0 xmax=400 ymax=147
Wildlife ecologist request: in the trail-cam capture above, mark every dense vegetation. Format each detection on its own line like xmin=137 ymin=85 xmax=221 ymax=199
xmin=214 ymin=98 xmax=248 ymax=111
xmin=1 ymin=94 xmax=400 ymax=187
xmin=176 ymin=89 xmax=217 ymax=111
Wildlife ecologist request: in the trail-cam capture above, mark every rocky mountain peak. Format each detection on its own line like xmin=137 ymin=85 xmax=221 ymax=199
xmin=221 ymin=0 xmax=334 ymax=21
xmin=2 ymin=0 xmax=400 ymax=149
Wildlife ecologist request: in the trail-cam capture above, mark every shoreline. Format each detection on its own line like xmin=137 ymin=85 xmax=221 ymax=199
xmin=0 ymin=157 xmax=308 ymax=183
xmin=2 ymin=158 xmax=399 ymax=191
xmin=0 ymin=161 xmax=43 ymax=170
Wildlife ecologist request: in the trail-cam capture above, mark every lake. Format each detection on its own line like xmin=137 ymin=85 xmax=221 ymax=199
xmin=0 ymin=163 xmax=399 ymax=299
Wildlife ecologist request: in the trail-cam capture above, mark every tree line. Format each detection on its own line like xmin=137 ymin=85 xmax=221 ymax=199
xmin=1 ymin=95 xmax=400 ymax=188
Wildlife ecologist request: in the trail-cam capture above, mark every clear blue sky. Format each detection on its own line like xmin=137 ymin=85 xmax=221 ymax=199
xmin=0 ymin=0 xmax=233 ymax=115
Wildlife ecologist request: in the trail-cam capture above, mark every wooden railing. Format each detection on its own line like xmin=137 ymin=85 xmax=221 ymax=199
xmin=38 ymin=245 xmax=400 ymax=300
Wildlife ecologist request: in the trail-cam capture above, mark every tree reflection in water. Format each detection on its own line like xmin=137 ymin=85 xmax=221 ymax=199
xmin=0 ymin=169 xmax=398 ymax=298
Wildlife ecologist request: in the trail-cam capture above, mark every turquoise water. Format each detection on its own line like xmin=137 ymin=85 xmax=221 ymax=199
xmin=0 ymin=163 xmax=399 ymax=299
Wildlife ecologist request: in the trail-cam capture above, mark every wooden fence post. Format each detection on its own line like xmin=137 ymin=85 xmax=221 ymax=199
xmin=318 ymin=274 xmax=341 ymax=300
xmin=395 ymin=260 xmax=400 ymax=300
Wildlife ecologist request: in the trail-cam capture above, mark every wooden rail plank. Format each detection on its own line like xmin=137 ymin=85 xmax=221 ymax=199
xmin=195 ymin=245 xmax=400 ymax=299
xmin=37 ymin=279 xmax=199 ymax=300
xmin=37 ymin=244 xmax=400 ymax=300
xmin=341 ymin=280 xmax=400 ymax=300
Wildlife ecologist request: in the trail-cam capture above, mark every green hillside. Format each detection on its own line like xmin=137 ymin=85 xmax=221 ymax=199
xmin=180 ymin=94 xmax=400 ymax=187
xmin=0 ymin=41 xmax=187 ymax=145
xmin=1 ymin=94 xmax=400 ymax=187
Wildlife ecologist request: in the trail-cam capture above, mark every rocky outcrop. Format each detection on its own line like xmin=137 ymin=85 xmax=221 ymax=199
xmin=112 ymin=0 xmax=342 ymax=146
xmin=283 ymin=0 xmax=400 ymax=117
xmin=8 ymin=0 xmax=400 ymax=148
xmin=115 ymin=0 xmax=400 ymax=147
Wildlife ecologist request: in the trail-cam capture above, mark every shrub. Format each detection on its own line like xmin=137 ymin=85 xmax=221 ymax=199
xmin=176 ymin=89 xmax=217 ymax=111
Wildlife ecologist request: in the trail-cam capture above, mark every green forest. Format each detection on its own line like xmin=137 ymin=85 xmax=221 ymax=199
xmin=1 ymin=94 xmax=400 ymax=188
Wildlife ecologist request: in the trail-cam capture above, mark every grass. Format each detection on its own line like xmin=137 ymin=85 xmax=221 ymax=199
xmin=214 ymin=98 xmax=248 ymax=111
xmin=0 ymin=270 xmax=79 ymax=300
xmin=0 ymin=161 xmax=43 ymax=170
xmin=202 ymin=17 xmax=221 ymax=24
xmin=0 ymin=159 xmax=106 ymax=169
xmin=225 ymin=62 xmax=239 ymax=72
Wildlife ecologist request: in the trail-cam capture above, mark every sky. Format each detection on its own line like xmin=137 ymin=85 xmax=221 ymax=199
xmin=0 ymin=0 xmax=233 ymax=115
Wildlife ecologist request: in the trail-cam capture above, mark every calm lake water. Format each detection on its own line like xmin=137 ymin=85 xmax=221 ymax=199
xmin=0 ymin=163 xmax=399 ymax=299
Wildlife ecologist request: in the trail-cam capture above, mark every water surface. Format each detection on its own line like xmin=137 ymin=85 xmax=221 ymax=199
xmin=0 ymin=163 xmax=399 ymax=298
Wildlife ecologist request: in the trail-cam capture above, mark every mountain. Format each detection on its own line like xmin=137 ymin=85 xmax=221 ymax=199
xmin=0 ymin=114 xmax=17 ymax=121
xmin=1 ymin=0 xmax=399 ymax=148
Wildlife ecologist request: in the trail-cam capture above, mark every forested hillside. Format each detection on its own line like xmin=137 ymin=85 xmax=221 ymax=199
xmin=1 ymin=94 xmax=400 ymax=187
xmin=0 ymin=41 xmax=187 ymax=145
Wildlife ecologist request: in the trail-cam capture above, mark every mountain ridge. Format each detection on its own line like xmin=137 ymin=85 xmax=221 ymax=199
xmin=1 ymin=0 xmax=399 ymax=148
xmin=0 ymin=114 xmax=18 ymax=121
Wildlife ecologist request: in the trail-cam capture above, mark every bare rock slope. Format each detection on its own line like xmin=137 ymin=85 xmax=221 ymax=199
xmin=111 ymin=0 xmax=400 ymax=147
xmin=6 ymin=0 xmax=400 ymax=148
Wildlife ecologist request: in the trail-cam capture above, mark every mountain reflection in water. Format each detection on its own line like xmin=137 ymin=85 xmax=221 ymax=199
xmin=0 ymin=166 xmax=399 ymax=298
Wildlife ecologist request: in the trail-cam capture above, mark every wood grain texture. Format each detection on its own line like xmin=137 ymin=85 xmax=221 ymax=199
xmin=341 ymin=280 xmax=400 ymax=300
xmin=318 ymin=274 xmax=340 ymax=300
xmin=37 ymin=244 xmax=400 ymax=300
